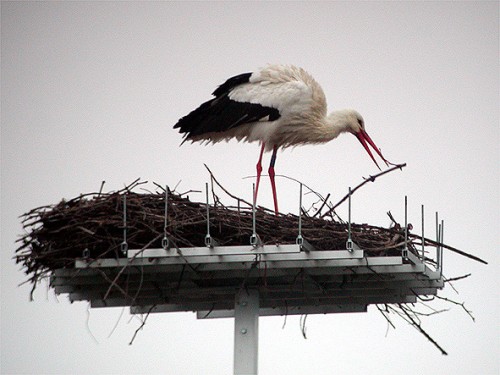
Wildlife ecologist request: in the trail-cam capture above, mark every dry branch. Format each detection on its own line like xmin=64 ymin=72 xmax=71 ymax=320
xmin=398 ymin=304 xmax=448 ymax=355
xmin=321 ymin=163 xmax=407 ymax=217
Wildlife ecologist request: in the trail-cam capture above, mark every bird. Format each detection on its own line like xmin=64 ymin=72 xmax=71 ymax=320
xmin=174 ymin=64 xmax=393 ymax=215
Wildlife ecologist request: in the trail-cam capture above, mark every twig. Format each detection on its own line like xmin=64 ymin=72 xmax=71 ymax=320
xmin=321 ymin=163 xmax=406 ymax=218
xmin=200 ymin=303 xmax=216 ymax=319
xmin=445 ymin=273 xmax=471 ymax=293
xmin=204 ymin=164 xmax=254 ymax=208
xmin=312 ymin=193 xmax=331 ymax=218
xmin=85 ymin=303 xmax=99 ymax=344
xmin=243 ymin=173 xmax=331 ymax=214
xmin=377 ymin=304 xmax=396 ymax=332
xmin=399 ymin=303 xmax=448 ymax=355
xmin=98 ymin=181 xmax=105 ymax=197
xmin=129 ymin=304 xmax=156 ymax=345
xmin=435 ymin=296 xmax=475 ymax=322
xmin=444 ymin=274 xmax=471 ymax=283
xmin=409 ymin=235 xmax=487 ymax=265
xmin=108 ymin=307 xmax=126 ymax=338
xmin=282 ymin=301 xmax=288 ymax=329
xmin=104 ymin=234 xmax=163 ymax=300
xmin=300 ymin=314 xmax=308 ymax=339
xmin=95 ymin=268 xmax=130 ymax=300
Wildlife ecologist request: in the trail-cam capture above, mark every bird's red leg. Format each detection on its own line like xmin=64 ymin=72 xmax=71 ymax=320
xmin=268 ymin=145 xmax=279 ymax=215
xmin=254 ymin=142 xmax=266 ymax=205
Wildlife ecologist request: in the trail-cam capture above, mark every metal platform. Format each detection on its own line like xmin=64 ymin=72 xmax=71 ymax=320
xmin=51 ymin=244 xmax=442 ymax=313
xmin=49 ymin=187 xmax=446 ymax=374
xmin=51 ymin=243 xmax=443 ymax=374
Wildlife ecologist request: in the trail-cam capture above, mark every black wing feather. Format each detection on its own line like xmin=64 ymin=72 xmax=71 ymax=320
xmin=212 ymin=72 xmax=252 ymax=97
xmin=174 ymin=72 xmax=280 ymax=140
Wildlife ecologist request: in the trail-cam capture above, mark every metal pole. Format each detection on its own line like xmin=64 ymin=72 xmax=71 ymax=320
xmin=435 ymin=212 xmax=440 ymax=270
xmin=250 ymin=183 xmax=260 ymax=247
xmin=252 ymin=183 xmax=256 ymax=238
xmin=121 ymin=193 xmax=128 ymax=255
xmin=298 ymin=183 xmax=303 ymax=240
xmin=403 ymin=196 xmax=408 ymax=258
xmin=234 ymin=289 xmax=259 ymax=375
xmin=440 ymin=219 xmax=444 ymax=275
xmin=296 ymin=183 xmax=305 ymax=247
xmin=162 ymin=186 xmax=169 ymax=250
xmin=346 ymin=187 xmax=353 ymax=251
xmin=205 ymin=182 xmax=218 ymax=247
xmin=435 ymin=212 xmax=439 ymax=243
xmin=295 ymin=183 xmax=314 ymax=251
xmin=421 ymin=204 xmax=425 ymax=262
xmin=206 ymin=182 xmax=210 ymax=237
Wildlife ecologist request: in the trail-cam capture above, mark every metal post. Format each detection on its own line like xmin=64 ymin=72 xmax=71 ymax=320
xmin=296 ymin=183 xmax=314 ymax=251
xmin=205 ymin=183 xmax=217 ymax=248
xmin=250 ymin=183 xmax=261 ymax=247
xmin=440 ymin=219 xmax=444 ymax=275
xmin=234 ymin=289 xmax=259 ymax=375
xmin=435 ymin=212 xmax=440 ymax=270
xmin=121 ymin=193 xmax=128 ymax=255
xmin=421 ymin=204 xmax=425 ymax=262
xmin=298 ymin=183 xmax=303 ymax=241
xmin=205 ymin=183 xmax=210 ymax=242
xmin=162 ymin=186 xmax=169 ymax=250
xmin=435 ymin=212 xmax=439 ymax=243
xmin=403 ymin=196 xmax=408 ymax=259
xmin=346 ymin=187 xmax=353 ymax=251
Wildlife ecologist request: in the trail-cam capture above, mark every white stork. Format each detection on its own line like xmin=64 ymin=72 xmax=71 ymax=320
xmin=174 ymin=64 xmax=392 ymax=215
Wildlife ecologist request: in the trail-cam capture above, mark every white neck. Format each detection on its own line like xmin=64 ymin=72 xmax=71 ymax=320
xmin=278 ymin=108 xmax=359 ymax=147
xmin=321 ymin=109 xmax=356 ymax=140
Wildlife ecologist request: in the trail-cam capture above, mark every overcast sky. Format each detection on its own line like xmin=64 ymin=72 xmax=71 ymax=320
xmin=1 ymin=2 xmax=498 ymax=374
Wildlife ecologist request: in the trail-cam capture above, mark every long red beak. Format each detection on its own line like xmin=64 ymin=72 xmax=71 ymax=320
xmin=355 ymin=129 xmax=391 ymax=170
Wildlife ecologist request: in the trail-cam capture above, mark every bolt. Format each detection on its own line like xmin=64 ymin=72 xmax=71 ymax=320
xmin=241 ymin=301 xmax=247 ymax=307
xmin=240 ymin=328 xmax=247 ymax=334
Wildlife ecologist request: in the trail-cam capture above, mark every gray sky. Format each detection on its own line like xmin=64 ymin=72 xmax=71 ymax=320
xmin=1 ymin=2 xmax=498 ymax=374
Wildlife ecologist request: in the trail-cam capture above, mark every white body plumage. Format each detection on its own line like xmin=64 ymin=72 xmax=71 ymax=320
xmin=178 ymin=65 xmax=364 ymax=151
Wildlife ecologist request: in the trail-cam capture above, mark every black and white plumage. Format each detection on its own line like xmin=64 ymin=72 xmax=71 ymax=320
xmin=175 ymin=72 xmax=280 ymax=141
xmin=174 ymin=64 xmax=392 ymax=214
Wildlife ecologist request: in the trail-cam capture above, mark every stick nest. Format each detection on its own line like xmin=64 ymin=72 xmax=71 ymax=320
xmin=14 ymin=174 xmax=482 ymax=355
xmin=15 ymin=179 xmax=414 ymax=285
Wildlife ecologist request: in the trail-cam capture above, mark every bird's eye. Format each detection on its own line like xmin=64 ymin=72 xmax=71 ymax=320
xmin=357 ymin=119 xmax=364 ymax=128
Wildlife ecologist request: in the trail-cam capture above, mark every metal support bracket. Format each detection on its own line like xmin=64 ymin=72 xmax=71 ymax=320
xmin=296 ymin=183 xmax=315 ymax=252
xmin=250 ymin=183 xmax=262 ymax=248
xmin=346 ymin=187 xmax=354 ymax=252
xmin=162 ymin=186 xmax=170 ymax=250
xmin=296 ymin=235 xmax=315 ymax=252
xmin=421 ymin=204 xmax=425 ymax=261
xmin=121 ymin=193 xmax=128 ymax=255
xmin=438 ymin=219 xmax=444 ymax=276
xmin=403 ymin=196 xmax=408 ymax=260
xmin=205 ymin=182 xmax=219 ymax=248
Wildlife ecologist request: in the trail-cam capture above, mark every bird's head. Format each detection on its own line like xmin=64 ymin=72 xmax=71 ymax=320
xmin=334 ymin=109 xmax=392 ymax=170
